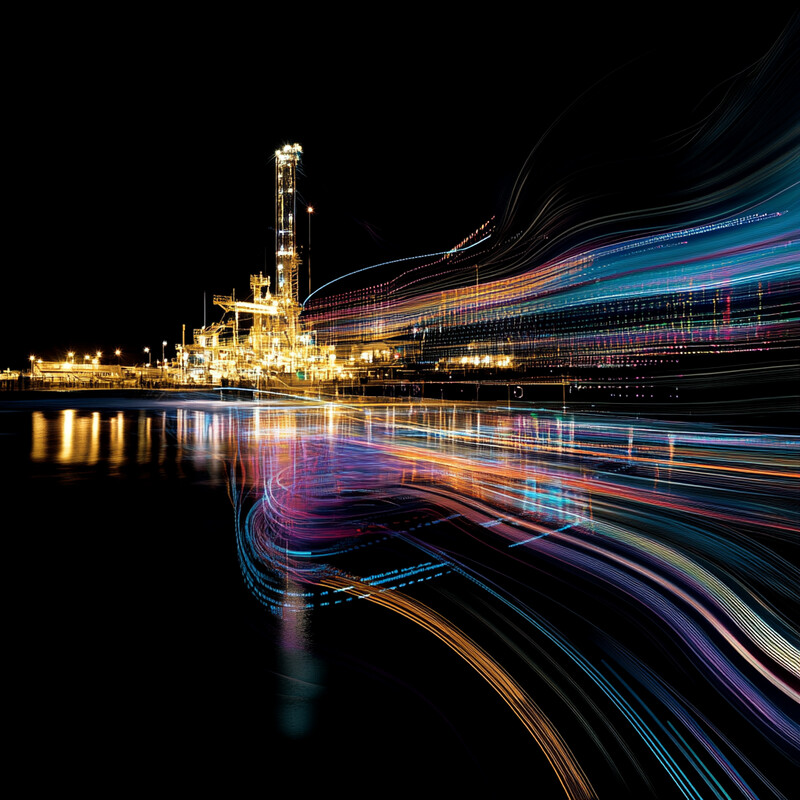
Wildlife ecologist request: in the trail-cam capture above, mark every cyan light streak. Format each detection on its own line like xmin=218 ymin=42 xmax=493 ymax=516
xmin=212 ymin=397 xmax=800 ymax=798
xmin=304 ymin=184 xmax=798 ymax=367
xmin=23 ymin=389 xmax=797 ymax=796
xmin=167 ymin=26 xmax=800 ymax=792
xmin=302 ymin=235 xmax=492 ymax=307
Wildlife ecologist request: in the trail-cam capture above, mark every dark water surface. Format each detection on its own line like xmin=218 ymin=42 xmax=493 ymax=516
xmin=3 ymin=395 xmax=797 ymax=797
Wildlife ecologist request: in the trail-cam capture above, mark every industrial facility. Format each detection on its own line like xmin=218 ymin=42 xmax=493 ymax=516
xmin=15 ymin=139 xmax=793 ymax=406
xmin=181 ymin=143 xmax=338 ymax=387
xmin=21 ymin=144 xmax=346 ymax=391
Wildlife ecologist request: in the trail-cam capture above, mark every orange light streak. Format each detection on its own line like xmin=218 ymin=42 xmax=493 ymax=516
xmin=320 ymin=574 xmax=596 ymax=800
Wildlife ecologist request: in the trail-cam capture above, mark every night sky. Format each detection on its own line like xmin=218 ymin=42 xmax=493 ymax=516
xmin=7 ymin=11 xmax=796 ymax=370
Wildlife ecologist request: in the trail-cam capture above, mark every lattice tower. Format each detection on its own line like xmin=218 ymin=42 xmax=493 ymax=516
xmin=275 ymin=143 xmax=302 ymax=302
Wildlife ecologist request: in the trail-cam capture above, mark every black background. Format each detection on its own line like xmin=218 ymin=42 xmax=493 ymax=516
xmin=6 ymin=11 xmax=796 ymax=370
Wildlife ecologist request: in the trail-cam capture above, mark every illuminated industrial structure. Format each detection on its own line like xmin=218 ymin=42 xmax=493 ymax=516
xmin=182 ymin=144 xmax=337 ymax=386
xmin=16 ymin=104 xmax=797 ymax=403
xmin=275 ymin=143 xmax=302 ymax=302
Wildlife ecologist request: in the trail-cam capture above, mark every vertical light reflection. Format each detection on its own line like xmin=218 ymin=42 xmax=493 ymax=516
xmin=175 ymin=408 xmax=185 ymax=466
xmin=276 ymin=581 xmax=325 ymax=739
xmin=60 ymin=409 xmax=75 ymax=462
xmin=89 ymin=412 xmax=100 ymax=464
xmin=108 ymin=411 xmax=125 ymax=469
xmin=137 ymin=412 xmax=151 ymax=464
xmin=158 ymin=411 xmax=168 ymax=467
xmin=31 ymin=411 xmax=47 ymax=461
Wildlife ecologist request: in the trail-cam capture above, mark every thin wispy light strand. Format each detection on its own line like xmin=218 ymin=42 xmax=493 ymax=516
xmin=215 ymin=400 xmax=799 ymax=799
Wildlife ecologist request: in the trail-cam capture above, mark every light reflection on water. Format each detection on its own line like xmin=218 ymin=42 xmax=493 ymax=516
xmin=16 ymin=398 xmax=800 ymax=798
xmin=28 ymin=406 xmax=232 ymax=482
xmin=275 ymin=582 xmax=326 ymax=739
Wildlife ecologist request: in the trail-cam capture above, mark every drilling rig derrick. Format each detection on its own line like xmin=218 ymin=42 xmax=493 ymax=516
xmin=185 ymin=142 xmax=336 ymax=387
xmin=275 ymin=143 xmax=302 ymax=303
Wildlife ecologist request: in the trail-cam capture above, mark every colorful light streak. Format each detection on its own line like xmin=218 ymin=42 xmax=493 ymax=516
xmin=15 ymin=386 xmax=798 ymax=796
xmin=303 ymin=27 xmax=799 ymax=377
xmin=217 ymin=399 xmax=799 ymax=798
xmin=305 ymin=202 xmax=798 ymax=370
xmin=16 ymin=21 xmax=797 ymax=795
xmin=302 ymin=234 xmax=493 ymax=308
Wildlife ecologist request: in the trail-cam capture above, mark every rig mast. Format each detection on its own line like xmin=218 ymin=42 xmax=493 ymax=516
xmin=185 ymin=141 xmax=337 ymax=385
xmin=275 ymin=143 xmax=302 ymax=303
